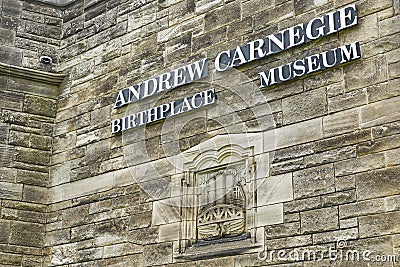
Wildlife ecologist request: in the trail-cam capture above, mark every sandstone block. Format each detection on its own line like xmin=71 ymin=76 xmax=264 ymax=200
xmin=321 ymin=190 xmax=356 ymax=207
xmin=339 ymin=198 xmax=385 ymax=219
xmin=204 ymin=1 xmax=240 ymax=32
xmin=304 ymin=146 xmax=356 ymax=168
xmin=335 ymin=153 xmax=385 ymax=177
xmin=23 ymin=185 xmax=47 ymax=204
xmin=379 ymin=15 xmax=400 ymax=37
xmin=71 ymin=224 xmax=94 ymax=242
xmin=293 ymin=164 xmax=335 ymax=199
xmin=323 ymin=108 xmax=359 ymax=138
xmin=284 ymin=196 xmax=321 ymax=214
xmin=328 ymin=88 xmax=367 ymax=113
xmin=0 ymin=220 xmax=10 ymax=243
xmin=254 ymin=1 xmax=293 ymax=30
xmin=78 ymin=247 xmax=103 ymax=261
xmin=152 ymin=201 xmax=180 ymax=226
xmin=386 ymin=148 xmax=400 ymax=166
xmin=0 ymin=167 xmax=17 ymax=183
xmin=264 ymin=118 xmax=323 ymax=151
xmin=195 ymin=0 xmax=222 ymax=14
xmin=367 ymin=78 xmax=400 ymax=103
xmin=103 ymin=242 xmax=143 ymax=258
xmin=129 ymin=211 xmax=152 ymax=230
xmin=192 ymin=27 xmax=226 ymax=52
xmin=0 ymin=181 xmax=22 ymax=200
xmin=17 ymin=169 xmax=47 ymax=186
xmin=282 ymin=88 xmax=327 ymax=125
xmin=129 ymin=227 xmax=158 ymax=245
xmin=384 ymin=195 xmax=400 ymax=212
xmin=265 ymin=222 xmax=300 ymax=238
xmin=344 ymin=55 xmax=387 ymax=92
xmin=0 ymin=144 xmax=13 ymax=167
xmin=361 ymin=96 xmax=400 ymax=128
xmin=9 ymin=221 xmax=44 ymax=247
xmin=242 ymin=0 xmax=273 ymax=18
xmin=313 ymin=227 xmax=358 ymax=245
xmin=51 ymin=244 xmax=77 ymax=266
xmin=14 ymin=147 xmax=51 ymax=166
xmin=357 ymin=134 xmax=400 ymax=156
xmin=143 ymin=242 xmax=173 ymax=266
xmin=158 ymin=222 xmax=180 ymax=242
xmin=359 ymin=211 xmax=400 ymax=238
xmin=300 ymin=207 xmax=338 ymax=234
xmin=0 ymin=90 xmax=24 ymax=111
xmin=372 ymin=121 xmax=400 ymax=139
xmin=355 ymin=166 xmax=400 ymax=200
xmin=0 ymin=252 xmax=22 ymax=266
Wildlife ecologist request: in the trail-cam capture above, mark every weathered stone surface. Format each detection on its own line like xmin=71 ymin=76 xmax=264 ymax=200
xmin=0 ymin=181 xmax=22 ymax=200
xmin=367 ymin=78 xmax=400 ymax=103
xmin=14 ymin=147 xmax=51 ymax=166
xmin=293 ymin=164 xmax=335 ymax=199
xmin=0 ymin=90 xmax=24 ymax=111
xmin=0 ymin=167 xmax=16 ymax=183
xmin=335 ymin=153 xmax=386 ymax=177
xmin=282 ymin=88 xmax=327 ymax=125
xmin=304 ymin=146 xmax=356 ymax=168
xmin=321 ymin=190 xmax=356 ymax=207
xmin=9 ymin=221 xmax=44 ymax=247
xmin=51 ymin=244 xmax=77 ymax=266
xmin=340 ymin=198 xmax=386 ymax=219
xmin=23 ymin=185 xmax=47 ymax=204
xmin=359 ymin=211 xmax=400 ymax=238
xmin=16 ymin=169 xmax=47 ymax=186
xmin=129 ymin=227 xmax=158 ymax=245
xmin=103 ymin=242 xmax=143 ymax=258
xmin=313 ymin=227 xmax=358 ymax=244
xmin=361 ymin=96 xmax=400 ymax=128
xmin=284 ymin=196 xmax=321 ymax=214
xmin=158 ymin=222 xmax=179 ymax=242
xmin=386 ymin=147 xmax=400 ymax=166
xmin=300 ymin=207 xmax=338 ymax=234
xmin=344 ymin=55 xmax=387 ymax=92
xmin=355 ymin=166 xmax=400 ymax=201
xmin=0 ymin=252 xmax=22 ymax=266
xmin=265 ymin=222 xmax=300 ymax=238
xmin=62 ymin=205 xmax=90 ymax=228
xmin=143 ymin=242 xmax=172 ymax=266
xmin=264 ymin=118 xmax=323 ymax=151
xmin=379 ymin=15 xmax=400 ymax=37
xmin=0 ymin=221 xmax=10 ymax=243
xmin=0 ymin=144 xmax=14 ymax=167
xmin=204 ymin=1 xmax=240 ymax=31
xmin=328 ymin=88 xmax=367 ymax=113
xmin=385 ymin=195 xmax=400 ymax=212
xmin=357 ymin=134 xmax=400 ymax=156
xmin=323 ymin=108 xmax=359 ymax=137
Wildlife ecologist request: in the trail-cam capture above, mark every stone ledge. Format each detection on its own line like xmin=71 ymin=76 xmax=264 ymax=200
xmin=33 ymin=0 xmax=77 ymax=6
xmin=0 ymin=62 xmax=66 ymax=86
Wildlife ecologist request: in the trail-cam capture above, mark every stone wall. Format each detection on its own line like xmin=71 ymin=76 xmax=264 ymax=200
xmin=0 ymin=0 xmax=62 ymax=71
xmin=0 ymin=64 xmax=64 ymax=265
xmin=0 ymin=0 xmax=399 ymax=266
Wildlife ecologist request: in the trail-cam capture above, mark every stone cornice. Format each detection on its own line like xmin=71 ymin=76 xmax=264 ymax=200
xmin=33 ymin=0 xmax=77 ymax=6
xmin=0 ymin=62 xmax=66 ymax=86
